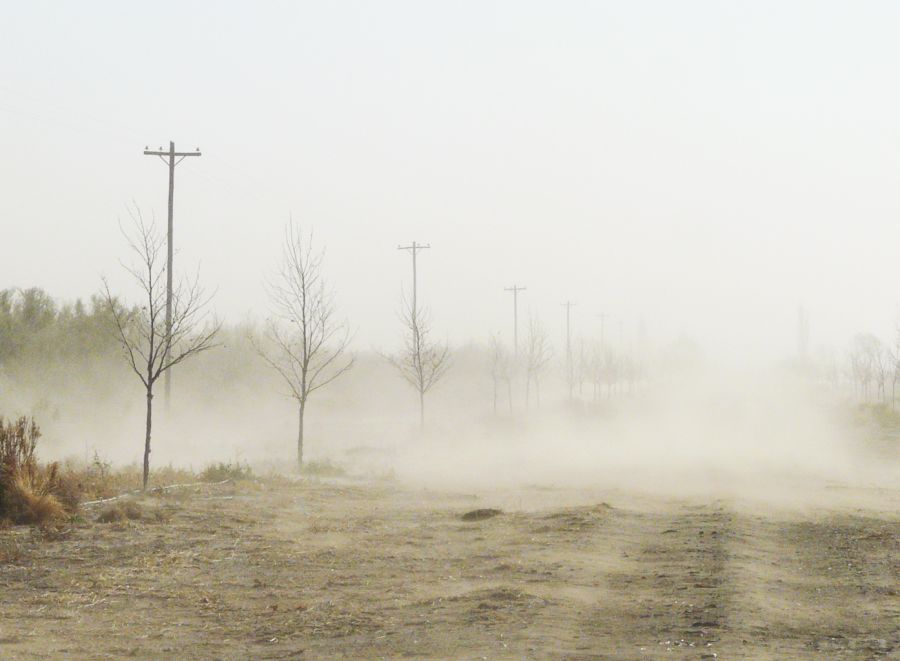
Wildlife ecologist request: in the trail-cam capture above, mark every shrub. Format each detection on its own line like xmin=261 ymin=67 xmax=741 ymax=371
xmin=0 ymin=416 xmax=70 ymax=525
xmin=201 ymin=461 xmax=253 ymax=482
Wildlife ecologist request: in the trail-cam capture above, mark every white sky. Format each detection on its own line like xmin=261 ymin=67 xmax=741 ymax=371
xmin=2 ymin=1 xmax=900 ymax=361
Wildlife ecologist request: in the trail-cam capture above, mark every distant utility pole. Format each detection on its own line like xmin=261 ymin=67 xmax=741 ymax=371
xmin=397 ymin=241 xmax=430 ymax=320
xmin=504 ymin=284 xmax=526 ymax=357
xmin=142 ymin=141 xmax=201 ymax=406
xmin=797 ymin=305 xmax=810 ymax=362
xmin=562 ymin=301 xmax=576 ymax=398
xmin=598 ymin=312 xmax=607 ymax=351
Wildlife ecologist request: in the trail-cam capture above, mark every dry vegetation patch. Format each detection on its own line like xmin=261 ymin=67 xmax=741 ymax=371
xmin=0 ymin=416 xmax=70 ymax=525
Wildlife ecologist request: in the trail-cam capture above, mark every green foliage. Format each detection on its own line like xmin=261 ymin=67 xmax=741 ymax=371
xmin=0 ymin=288 xmax=128 ymax=379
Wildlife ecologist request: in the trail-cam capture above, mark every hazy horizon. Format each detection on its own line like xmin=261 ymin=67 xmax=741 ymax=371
xmin=4 ymin=1 xmax=900 ymax=363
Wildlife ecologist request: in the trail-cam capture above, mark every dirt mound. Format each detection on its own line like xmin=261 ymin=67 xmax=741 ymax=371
xmin=461 ymin=508 xmax=502 ymax=521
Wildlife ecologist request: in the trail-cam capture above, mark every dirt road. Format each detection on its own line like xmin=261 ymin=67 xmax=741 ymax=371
xmin=0 ymin=478 xmax=897 ymax=659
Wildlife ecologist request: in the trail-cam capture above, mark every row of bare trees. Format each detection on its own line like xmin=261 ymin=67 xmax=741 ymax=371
xmin=103 ymin=211 xmax=453 ymax=487
xmin=489 ymin=316 xmax=554 ymax=412
xmin=489 ymin=323 xmax=645 ymax=413
xmin=844 ymin=332 xmax=900 ymax=407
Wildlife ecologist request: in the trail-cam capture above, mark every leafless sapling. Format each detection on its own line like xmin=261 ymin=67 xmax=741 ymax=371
xmin=891 ymin=326 xmax=900 ymax=409
xmin=388 ymin=294 xmax=450 ymax=428
xmin=103 ymin=207 xmax=219 ymax=490
xmin=254 ymin=223 xmax=353 ymax=470
xmin=488 ymin=334 xmax=507 ymax=414
xmin=523 ymin=315 xmax=552 ymax=408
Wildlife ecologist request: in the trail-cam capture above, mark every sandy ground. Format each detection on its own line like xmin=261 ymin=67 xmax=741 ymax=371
xmin=0 ymin=477 xmax=897 ymax=659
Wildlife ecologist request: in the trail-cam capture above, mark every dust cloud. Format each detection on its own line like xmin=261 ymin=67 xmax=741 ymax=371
xmin=7 ymin=335 xmax=892 ymax=508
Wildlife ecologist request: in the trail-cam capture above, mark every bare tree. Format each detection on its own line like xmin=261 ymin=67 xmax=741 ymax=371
xmin=523 ymin=315 xmax=552 ymax=408
xmin=103 ymin=207 xmax=219 ymax=490
xmin=254 ymin=223 xmax=353 ymax=470
xmin=848 ymin=334 xmax=881 ymax=402
xmin=587 ymin=340 xmax=605 ymax=402
xmin=891 ymin=327 xmax=900 ymax=409
xmin=488 ymin=334 xmax=510 ymax=414
xmin=388 ymin=294 xmax=450 ymax=428
xmin=872 ymin=340 xmax=891 ymax=404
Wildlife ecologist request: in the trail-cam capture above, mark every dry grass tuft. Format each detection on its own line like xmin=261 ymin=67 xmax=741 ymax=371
xmin=0 ymin=537 xmax=24 ymax=563
xmin=201 ymin=461 xmax=252 ymax=482
xmin=97 ymin=500 xmax=144 ymax=523
xmin=0 ymin=417 xmax=72 ymax=525
xmin=303 ymin=459 xmax=347 ymax=478
xmin=7 ymin=474 xmax=67 ymax=524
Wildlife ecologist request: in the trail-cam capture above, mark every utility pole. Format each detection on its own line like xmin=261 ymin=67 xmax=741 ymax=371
xmin=397 ymin=241 xmax=430 ymax=321
xmin=562 ymin=301 xmax=576 ymax=398
xmin=142 ymin=141 xmax=201 ymax=407
xmin=398 ymin=241 xmax=431 ymax=429
xmin=598 ymin=312 xmax=607 ymax=351
xmin=504 ymin=284 xmax=526 ymax=357
xmin=797 ymin=305 xmax=810 ymax=363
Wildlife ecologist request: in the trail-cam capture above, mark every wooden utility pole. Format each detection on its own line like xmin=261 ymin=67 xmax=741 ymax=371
xmin=504 ymin=284 xmax=526 ymax=357
xmin=142 ymin=141 xmax=201 ymax=405
xmin=397 ymin=241 xmax=430 ymax=322
xmin=562 ymin=301 xmax=576 ymax=398
xmin=398 ymin=241 xmax=431 ymax=428
xmin=598 ymin=312 xmax=607 ymax=351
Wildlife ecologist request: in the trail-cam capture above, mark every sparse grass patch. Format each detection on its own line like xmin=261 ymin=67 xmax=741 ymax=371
xmin=302 ymin=459 xmax=346 ymax=477
xmin=97 ymin=500 xmax=144 ymax=523
xmin=60 ymin=461 xmax=200 ymax=503
xmin=201 ymin=461 xmax=252 ymax=482
xmin=0 ymin=536 xmax=24 ymax=563
xmin=854 ymin=403 xmax=900 ymax=457
xmin=860 ymin=402 xmax=900 ymax=430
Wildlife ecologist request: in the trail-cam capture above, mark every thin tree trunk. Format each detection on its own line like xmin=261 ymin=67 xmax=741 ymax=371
xmin=297 ymin=401 xmax=305 ymax=471
xmin=419 ymin=390 xmax=425 ymax=430
xmin=143 ymin=388 xmax=153 ymax=490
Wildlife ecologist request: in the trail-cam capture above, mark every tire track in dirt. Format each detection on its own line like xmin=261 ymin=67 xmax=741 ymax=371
xmin=2 ymin=481 xmax=896 ymax=659
xmin=597 ymin=501 xmax=737 ymax=659
xmin=730 ymin=509 xmax=899 ymax=659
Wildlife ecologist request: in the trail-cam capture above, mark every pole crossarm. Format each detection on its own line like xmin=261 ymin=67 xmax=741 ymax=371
xmin=397 ymin=242 xmax=431 ymax=254
xmin=143 ymin=148 xmax=202 ymax=157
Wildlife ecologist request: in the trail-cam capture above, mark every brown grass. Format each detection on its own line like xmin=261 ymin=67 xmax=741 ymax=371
xmin=0 ymin=417 xmax=71 ymax=525
xmin=97 ymin=500 xmax=144 ymax=523
xmin=6 ymin=474 xmax=67 ymax=524
xmin=60 ymin=459 xmax=199 ymax=503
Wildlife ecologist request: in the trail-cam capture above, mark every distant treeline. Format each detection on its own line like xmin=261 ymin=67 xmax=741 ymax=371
xmin=0 ymin=288 xmax=124 ymax=372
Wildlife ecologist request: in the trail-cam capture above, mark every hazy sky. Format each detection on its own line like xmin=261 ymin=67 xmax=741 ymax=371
xmin=2 ymin=1 xmax=899 ymax=361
